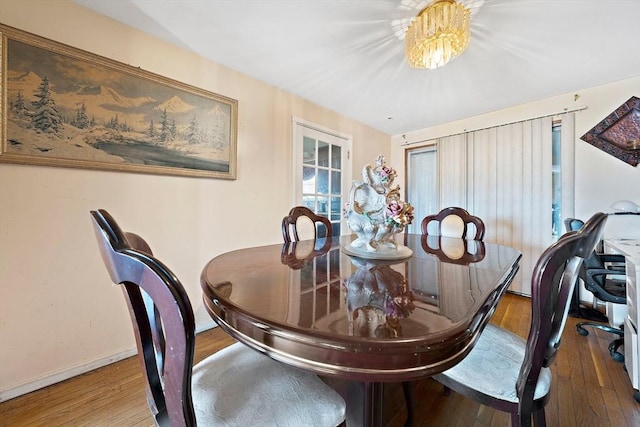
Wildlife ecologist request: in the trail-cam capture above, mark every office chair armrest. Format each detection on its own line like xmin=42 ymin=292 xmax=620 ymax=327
xmin=584 ymin=268 xmax=627 ymax=304
xmin=597 ymin=253 xmax=627 ymax=265
xmin=586 ymin=268 xmax=626 ymax=283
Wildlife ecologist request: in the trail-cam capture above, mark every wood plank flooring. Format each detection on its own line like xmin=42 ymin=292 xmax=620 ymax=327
xmin=1 ymin=293 xmax=639 ymax=426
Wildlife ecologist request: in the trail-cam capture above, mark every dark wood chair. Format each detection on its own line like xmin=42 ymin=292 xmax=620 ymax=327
xmin=431 ymin=212 xmax=608 ymax=427
xmin=282 ymin=206 xmax=332 ymax=244
xmin=421 ymin=207 xmax=485 ymax=240
xmin=90 ymin=209 xmax=346 ymax=427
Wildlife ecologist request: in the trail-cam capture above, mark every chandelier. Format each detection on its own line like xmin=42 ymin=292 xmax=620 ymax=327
xmin=405 ymin=0 xmax=471 ymax=69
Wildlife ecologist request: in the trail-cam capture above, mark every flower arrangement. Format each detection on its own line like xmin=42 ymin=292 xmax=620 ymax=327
xmin=385 ymin=200 xmax=415 ymax=228
xmin=379 ymin=165 xmax=396 ymax=184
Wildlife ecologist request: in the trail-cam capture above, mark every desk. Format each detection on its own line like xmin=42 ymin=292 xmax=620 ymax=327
xmin=201 ymin=234 xmax=521 ymax=426
xmin=604 ymin=239 xmax=640 ymax=400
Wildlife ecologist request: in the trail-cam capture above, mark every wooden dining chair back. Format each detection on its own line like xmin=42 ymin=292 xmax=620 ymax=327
xmin=432 ymin=212 xmax=608 ymax=427
xmin=91 ymin=209 xmax=195 ymax=426
xmin=90 ymin=209 xmax=346 ymax=427
xmin=421 ymin=206 xmax=485 ymax=240
xmin=282 ymin=206 xmax=332 ymax=244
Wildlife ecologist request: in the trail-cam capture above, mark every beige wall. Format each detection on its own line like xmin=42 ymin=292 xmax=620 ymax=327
xmin=391 ymin=76 xmax=640 ymax=239
xmin=0 ymin=0 xmax=390 ymax=400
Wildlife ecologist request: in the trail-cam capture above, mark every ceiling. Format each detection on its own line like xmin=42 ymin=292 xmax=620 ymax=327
xmin=73 ymin=0 xmax=640 ymax=136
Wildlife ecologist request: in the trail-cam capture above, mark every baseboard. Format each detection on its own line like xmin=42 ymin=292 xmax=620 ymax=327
xmin=0 ymin=324 xmax=219 ymax=403
xmin=0 ymin=348 xmax=136 ymax=403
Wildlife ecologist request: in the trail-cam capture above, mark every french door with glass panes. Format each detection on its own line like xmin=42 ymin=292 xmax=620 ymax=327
xmin=292 ymin=119 xmax=352 ymax=236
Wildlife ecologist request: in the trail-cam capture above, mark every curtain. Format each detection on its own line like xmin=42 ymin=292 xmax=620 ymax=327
xmin=436 ymin=113 xmax=575 ymax=295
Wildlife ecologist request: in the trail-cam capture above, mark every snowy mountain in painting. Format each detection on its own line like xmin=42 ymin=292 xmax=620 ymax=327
xmin=156 ymin=95 xmax=195 ymax=113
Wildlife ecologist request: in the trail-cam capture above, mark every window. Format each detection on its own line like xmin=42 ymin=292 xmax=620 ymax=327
xmin=406 ymin=146 xmax=437 ymax=234
xmin=552 ymin=122 xmax=562 ymax=238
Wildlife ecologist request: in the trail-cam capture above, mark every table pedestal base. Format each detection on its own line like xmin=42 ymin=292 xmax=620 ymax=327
xmin=322 ymin=378 xmax=388 ymax=427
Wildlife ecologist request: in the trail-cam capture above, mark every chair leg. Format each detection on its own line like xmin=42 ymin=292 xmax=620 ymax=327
xmin=401 ymin=381 xmax=414 ymax=427
xmin=533 ymin=408 xmax=546 ymax=427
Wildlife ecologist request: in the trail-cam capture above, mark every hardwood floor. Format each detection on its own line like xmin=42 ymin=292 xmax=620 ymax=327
xmin=1 ymin=293 xmax=638 ymax=426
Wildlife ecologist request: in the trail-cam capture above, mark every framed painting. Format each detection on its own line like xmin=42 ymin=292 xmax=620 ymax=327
xmin=0 ymin=24 xmax=238 ymax=179
xmin=580 ymin=96 xmax=639 ymax=167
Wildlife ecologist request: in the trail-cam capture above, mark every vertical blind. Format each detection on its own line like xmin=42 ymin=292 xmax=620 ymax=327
xmin=436 ymin=113 xmax=575 ymax=295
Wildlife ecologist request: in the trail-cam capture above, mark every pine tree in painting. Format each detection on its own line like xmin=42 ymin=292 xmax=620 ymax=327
xmin=31 ymin=76 xmax=62 ymax=134
xmin=170 ymin=119 xmax=178 ymax=141
xmin=188 ymin=115 xmax=199 ymax=144
xmin=159 ymin=108 xmax=170 ymax=143
xmin=148 ymin=119 xmax=156 ymax=138
xmin=72 ymin=103 xmax=90 ymax=129
xmin=13 ymin=90 xmax=29 ymax=118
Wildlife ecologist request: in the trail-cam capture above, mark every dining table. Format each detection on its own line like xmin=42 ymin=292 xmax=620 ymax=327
xmin=201 ymin=233 xmax=522 ymax=426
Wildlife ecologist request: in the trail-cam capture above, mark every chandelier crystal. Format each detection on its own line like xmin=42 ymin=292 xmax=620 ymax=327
xmin=405 ymin=0 xmax=471 ymax=69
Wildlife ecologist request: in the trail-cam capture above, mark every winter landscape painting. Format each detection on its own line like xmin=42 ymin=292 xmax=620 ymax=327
xmin=0 ymin=25 xmax=238 ymax=179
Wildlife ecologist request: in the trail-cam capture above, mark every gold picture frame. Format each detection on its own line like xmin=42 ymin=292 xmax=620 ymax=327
xmin=0 ymin=24 xmax=238 ymax=179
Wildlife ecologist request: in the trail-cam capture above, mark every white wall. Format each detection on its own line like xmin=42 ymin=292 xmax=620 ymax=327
xmin=0 ymin=0 xmax=390 ymax=400
xmin=391 ymin=77 xmax=640 ymax=239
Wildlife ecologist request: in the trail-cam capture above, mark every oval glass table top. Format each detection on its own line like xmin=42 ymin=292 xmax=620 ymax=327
xmin=201 ymin=234 xmax=521 ymax=382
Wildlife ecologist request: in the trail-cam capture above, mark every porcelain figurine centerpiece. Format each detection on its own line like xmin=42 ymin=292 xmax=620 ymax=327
xmin=343 ymin=155 xmax=414 ymax=259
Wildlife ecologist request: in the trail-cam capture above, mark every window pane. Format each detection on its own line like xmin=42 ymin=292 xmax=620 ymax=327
xmin=331 ymin=196 xmax=342 ymax=221
xmin=331 ymin=145 xmax=341 ymax=169
xmin=303 ymin=167 xmax=316 ymax=194
xmin=302 ymin=196 xmax=315 ymax=211
xmin=331 ymin=171 xmax=341 ymax=195
xmin=317 ymin=196 xmax=329 ymax=217
xmin=318 ymin=141 xmax=329 ymax=167
xmin=317 ymin=169 xmax=329 ymax=194
xmin=303 ymin=137 xmax=316 ymax=165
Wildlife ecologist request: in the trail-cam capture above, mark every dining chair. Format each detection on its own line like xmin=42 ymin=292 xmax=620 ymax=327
xmin=420 ymin=206 xmax=485 ymax=240
xmin=282 ymin=205 xmax=332 ymax=244
xmin=90 ymin=209 xmax=346 ymax=427
xmin=430 ymin=212 xmax=608 ymax=427
xmin=565 ymin=217 xmax=626 ymax=362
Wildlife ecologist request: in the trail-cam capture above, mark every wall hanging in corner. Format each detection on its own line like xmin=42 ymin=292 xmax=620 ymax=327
xmin=0 ymin=24 xmax=238 ymax=180
xmin=580 ymin=96 xmax=639 ymax=167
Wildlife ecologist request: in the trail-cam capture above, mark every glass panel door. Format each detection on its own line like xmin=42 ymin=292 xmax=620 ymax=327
xmin=293 ymin=120 xmax=351 ymax=236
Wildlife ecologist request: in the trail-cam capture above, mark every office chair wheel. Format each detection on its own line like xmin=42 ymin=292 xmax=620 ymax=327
xmin=611 ymin=350 xmax=625 ymax=363
xmin=576 ymin=325 xmax=589 ymax=336
xmin=610 ymin=338 xmax=625 ymax=363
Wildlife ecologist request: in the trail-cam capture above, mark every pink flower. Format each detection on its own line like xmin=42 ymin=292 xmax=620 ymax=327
xmin=386 ymin=200 xmax=403 ymax=217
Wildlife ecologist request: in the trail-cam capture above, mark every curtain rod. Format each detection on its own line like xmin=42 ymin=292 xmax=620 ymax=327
xmin=401 ymin=106 xmax=588 ymax=146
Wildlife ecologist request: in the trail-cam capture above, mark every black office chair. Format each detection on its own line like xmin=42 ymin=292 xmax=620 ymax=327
xmin=565 ymin=217 xmax=626 ymax=362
